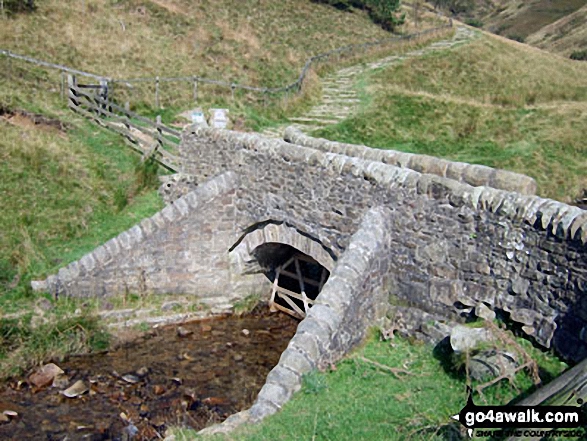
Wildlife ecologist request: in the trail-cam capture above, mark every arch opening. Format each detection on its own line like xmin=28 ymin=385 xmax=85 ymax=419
xmin=253 ymin=243 xmax=330 ymax=319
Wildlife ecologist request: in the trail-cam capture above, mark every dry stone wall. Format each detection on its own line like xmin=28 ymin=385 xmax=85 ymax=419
xmin=33 ymin=124 xmax=587 ymax=364
xmin=284 ymin=126 xmax=537 ymax=195
xmin=180 ymin=127 xmax=587 ymax=362
xmin=201 ymin=206 xmax=397 ymax=434
xmin=32 ymin=172 xmax=265 ymax=306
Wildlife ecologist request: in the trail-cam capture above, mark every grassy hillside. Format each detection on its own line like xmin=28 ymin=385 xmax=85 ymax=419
xmin=312 ymin=31 xmax=587 ymax=202
xmin=1 ymin=0 xmax=390 ymax=85
xmin=0 ymin=0 xmax=422 ymax=377
xmin=0 ymin=0 xmax=399 ymax=275
xmin=481 ymin=0 xmax=586 ymax=41
xmin=437 ymin=0 xmax=587 ymax=56
xmin=526 ymin=4 xmax=587 ymax=57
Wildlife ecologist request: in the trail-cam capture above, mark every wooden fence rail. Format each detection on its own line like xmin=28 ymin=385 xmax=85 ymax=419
xmin=1 ymin=20 xmax=453 ymax=110
xmin=67 ymin=75 xmax=181 ymax=172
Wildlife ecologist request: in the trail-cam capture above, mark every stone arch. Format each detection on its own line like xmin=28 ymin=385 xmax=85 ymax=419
xmin=229 ymin=222 xmax=337 ymax=275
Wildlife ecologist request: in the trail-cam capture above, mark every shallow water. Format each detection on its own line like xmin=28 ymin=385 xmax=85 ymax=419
xmin=0 ymin=309 xmax=298 ymax=440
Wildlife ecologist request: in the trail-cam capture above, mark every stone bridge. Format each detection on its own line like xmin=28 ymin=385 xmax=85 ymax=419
xmin=33 ymin=125 xmax=586 ymax=430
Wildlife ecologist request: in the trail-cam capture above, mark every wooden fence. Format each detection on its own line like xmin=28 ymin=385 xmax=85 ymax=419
xmin=1 ymin=19 xmax=453 ymax=110
xmin=67 ymin=75 xmax=181 ymax=172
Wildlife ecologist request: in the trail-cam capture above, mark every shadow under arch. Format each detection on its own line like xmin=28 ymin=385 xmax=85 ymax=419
xmin=229 ymin=222 xmax=337 ymax=318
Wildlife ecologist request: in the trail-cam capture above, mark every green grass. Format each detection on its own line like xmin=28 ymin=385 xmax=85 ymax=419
xmin=169 ymin=330 xmax=569 ymax=441
xmin=0 ymin=306 xmax=111 ymax=379
xmin=312 ymin=33 xmax=587 ymax=202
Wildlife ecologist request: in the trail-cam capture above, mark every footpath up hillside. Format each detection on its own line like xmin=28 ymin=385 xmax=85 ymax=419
xmin=0 ymin=0 xmax=391 ymax=88
xmin=0 ymin=0 xmax=397 ymax=311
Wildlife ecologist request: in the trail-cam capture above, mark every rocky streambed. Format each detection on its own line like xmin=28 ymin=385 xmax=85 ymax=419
xmin=0 ymin=308 xmax=298 ymax=440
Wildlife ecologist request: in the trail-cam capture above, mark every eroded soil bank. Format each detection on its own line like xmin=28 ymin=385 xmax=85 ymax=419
xmin=0 ymin=308 xmax=298 ymax=440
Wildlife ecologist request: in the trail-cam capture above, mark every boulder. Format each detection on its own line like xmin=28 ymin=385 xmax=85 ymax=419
xmin=450 ymin=325 xmax=494 ymax=353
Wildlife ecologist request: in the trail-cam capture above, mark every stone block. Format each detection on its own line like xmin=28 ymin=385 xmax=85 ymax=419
xmin=290 ymin=331 xmax=322 ymax=362
xmin=265 ymin=366 xmax=302 ymax=394
xmin=256 ymin=382 xmax=291 ymax=408
xmin=279 ymin=347 xmax=315 ymax=375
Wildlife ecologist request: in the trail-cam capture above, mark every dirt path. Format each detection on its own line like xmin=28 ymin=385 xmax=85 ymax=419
xmin=261 ymin=26 xmax=476 ymax=139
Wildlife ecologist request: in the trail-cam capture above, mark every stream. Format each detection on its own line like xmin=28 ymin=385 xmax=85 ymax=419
xmin=0 ymin=308 xmax=298 ymax=440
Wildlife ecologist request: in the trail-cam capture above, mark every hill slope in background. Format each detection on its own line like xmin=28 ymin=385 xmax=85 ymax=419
xmin=0 ymin=0 xmax=400 ymax=303
xmin=1 ymin=0 xmax=390 ymax=86
xmin=313 ymin=30 xmax=587 ymax=202
xmin=442 ymin=0 xmax=587 ymax=56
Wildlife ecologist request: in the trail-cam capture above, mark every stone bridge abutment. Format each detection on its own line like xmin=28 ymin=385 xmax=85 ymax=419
xmin=32 ymin=124 xmax=587 ymax=432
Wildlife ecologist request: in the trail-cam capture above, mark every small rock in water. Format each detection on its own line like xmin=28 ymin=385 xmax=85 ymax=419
xmin=136 ymin=366 xmax=149 ymax=378
xmin=153 ymin=385 xmax=166 ymax=395
xmin=180 ymin=352 xmax=195 ymax=361
xmin=242 ymin=329 xmax=250 ymax=336
xmin=52 ymin=374 xmax=69 ymax=389
xmin=61 ymin=380 xmax=89 ymax=398
xmin=3 ymin=410 xmax=18 ymax=418
xmin=177 ymin=326 xmax=193 ymax=338
xmin=122 ymin=374 xmax=140 ymax=384
xmin=233 ymin=354 xmax=244 ymax=362
xmin=203 ymin=396 xmax=228 ymax=406
xmin=29 ymin=363 xmax=65 ymax=388
xmin=139 ymin=404 xmax=150 ymax=417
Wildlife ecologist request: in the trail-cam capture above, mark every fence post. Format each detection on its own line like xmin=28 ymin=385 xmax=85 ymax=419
xmin=231 ymin=83 xmax=235 ymax=102
xmin=67 ymin=74 xmax=79 ymax=110
xmin=98 ymin=79 xmax=109 ymax=118
xmin=155 ymin=76 xmax=160 ymax=109
xmin=123 ymin=102 xmax=137 ymax=145
xmin=60 ymin=71 xmax=65 ymax=100
xmin=193 ymin=79 xmax=198 ymax=104
xmin=156 ymin=115 xmax=163 ymax=151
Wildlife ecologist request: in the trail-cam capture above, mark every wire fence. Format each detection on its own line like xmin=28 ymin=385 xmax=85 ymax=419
xmin=0 ymin=20 xmax=452 ymax=110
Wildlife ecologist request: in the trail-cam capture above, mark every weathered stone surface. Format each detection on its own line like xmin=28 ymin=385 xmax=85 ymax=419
xmin=469 ymin=350 xmax=519 ymax=381
xmin=475 ymin=303 xmax=496 ymax=321
xmin=284 ymin=127 xmax=536 ymax=194
xmin=450 ymin=325 xmax=495 ymax=352
xmin=30 ymin=124 xmax=587 ymax=431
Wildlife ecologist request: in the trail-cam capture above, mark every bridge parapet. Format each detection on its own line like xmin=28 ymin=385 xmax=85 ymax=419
xmin=181 ymin=126 xmax=587 ymax=361
xmin=284 ymin=126 xmax=537 ymax=194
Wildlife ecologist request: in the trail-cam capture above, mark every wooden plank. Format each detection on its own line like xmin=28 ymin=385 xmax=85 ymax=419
xmin=269 ymin=267 xmax=281 ymax=313
xmin=276 ymin=291 xmax=305 ymax=318
xmin=71 ymin=106 xmax=179 ymax=171
xmin=70 ymin=84 xmax=181 ymax=138
xmin=294 ymin=257 xmax=309 ymax=313
xmin=276 ymin=287 xmax=316 ymax=305
xmin=280 ymin=269 xmax=321 ymax=287
xmin=75 ymin=98 xmax=180 ymax=153
xmin=142 ymin=141 xmax=159 ymax=162
xmin=280 ymin=256 xmax=296 ymax=271
xmin=271 ymin=302 xmax=302 ymax=319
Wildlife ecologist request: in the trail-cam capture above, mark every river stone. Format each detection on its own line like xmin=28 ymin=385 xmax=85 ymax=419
xmin=450 ymin=325 xmax=494 ymax=353
xmin=61 ymin=380 xmax=89 ymax=398
xmin=469 ymin=350 xmax=518 ymax=381
xmin=28 ymin=363 xmax=64 ymax=388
